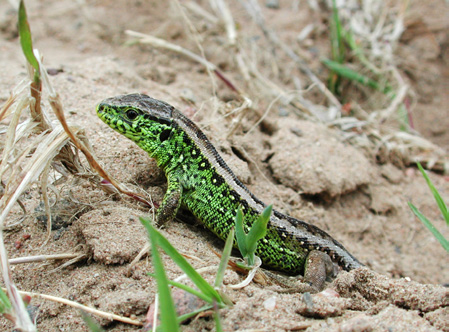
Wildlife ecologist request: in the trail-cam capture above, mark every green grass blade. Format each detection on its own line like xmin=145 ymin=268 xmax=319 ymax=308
xmin=0 ymin=288 xmax=12 ymax=314
xmin=214 ymin=227 xmax=235 ymax=288
xmin=343 ymin=29 xmax=381 ymax=75
xmin=408 ymin=202 xmax=449 ymax=252
xmin=246 ymin=205 xmax=271 ymax=257
xmin=328 ymin=0 xmax=345 ymax=94
xmin=213 ymin=304 xmax=223 ymax=332
xmin=234 ymin=207 xmax=247 ymax=258
xmin=80 ymin=312 xmax=105 ymax=332
xmin=147 ymin=273 xmax=214 ymax=304
xmin=322 ymin=59 xmax=381 ymax=91
xmin=417 ymin=163 xmax=449 ymax=225
xmin=176 ymin=305 xmax=213 ymax=324
xmin=18 ymin=0 xmax=40 ymax=73
xmin=330 ymin=0 xmax=344 ymax=64
xmin=140 ymin=218 xmax=222 ymax=304
xmin=141 ymin=218 xmax=180 ymax=332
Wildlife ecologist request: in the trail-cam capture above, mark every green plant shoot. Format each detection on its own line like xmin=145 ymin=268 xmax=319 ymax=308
xmin=18 ymin=0 xmax=40 ymax=81
xmin=80 ymin=311 xmax=105 ymax=332
xmin=235 ymin=205 xmax=272 ymax=266
xmin=0 ymin=288 xmax=12 ymax=315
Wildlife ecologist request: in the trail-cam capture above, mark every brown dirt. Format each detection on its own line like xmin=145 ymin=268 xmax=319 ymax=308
xmin=1 ymin=1 xmax=448 ymax=331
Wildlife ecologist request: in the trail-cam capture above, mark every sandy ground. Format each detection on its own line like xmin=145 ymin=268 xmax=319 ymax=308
xmin=0 ymin=1 xmax=448 ymax=331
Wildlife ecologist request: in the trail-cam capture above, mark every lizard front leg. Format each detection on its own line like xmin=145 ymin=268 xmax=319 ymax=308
xmin=156 ymin=173 xmax=183 ymax=225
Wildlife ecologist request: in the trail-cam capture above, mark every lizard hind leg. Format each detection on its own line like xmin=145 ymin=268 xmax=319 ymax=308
xmin=303 ymin=250 xmax=337 ymax=292
xmin=264 ymin=250 xmax=337 ymax=294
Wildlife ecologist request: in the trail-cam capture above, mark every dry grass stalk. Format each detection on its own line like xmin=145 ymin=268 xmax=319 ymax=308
xmin=125 ymin=2 xmax=448 ymax=175
xmin=125 ymin=30 xmax=245 ymax=97
xmin=240 ymin=0 xmax=342 ymax=110
xmin=209 ymin=0 xmax=237 ymax=45
xmin=0 ymin=42 xmax=153 ymax=329
xmin=8 ymin=253 xmax=83 ymax=265
xmin=0 ymin=241 xmax=36 ymax=331
xmin=2 ymin=288 xmax=143 ymax=326
xmin=126 ymin=27 xmax=256 ymax=135
xmin=375 ymin=131 xmax=448 ymax=173
xmin=184 ymin=1 xmax=219 ymax=24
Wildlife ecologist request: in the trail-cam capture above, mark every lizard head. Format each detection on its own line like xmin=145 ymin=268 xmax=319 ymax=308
xmin=96 ymin=93 xmax=175 ymax=156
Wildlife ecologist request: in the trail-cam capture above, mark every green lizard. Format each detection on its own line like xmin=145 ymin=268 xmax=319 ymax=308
xmin=96 ymin=93 xmax=362 ymax=291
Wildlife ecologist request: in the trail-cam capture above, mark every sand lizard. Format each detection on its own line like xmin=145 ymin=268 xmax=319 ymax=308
xmin=96 ymin=93 xmax=362 ymax=292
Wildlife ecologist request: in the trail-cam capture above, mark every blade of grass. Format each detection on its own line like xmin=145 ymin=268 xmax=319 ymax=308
xmin=408 ymin=202 xmax=449 ymax=252
xmin=213 ymin=302 xmax=223 ymax=332
xmin=329 ymin=0 xmax=344 ymax=94
xmin=322 ymin=59 xmax=386 ymax=92
xmin=0 ymin=288 xmax=12 ymax=314
xmin=18 ymin=0 xmax=39 ymax=73
xmin=214 ymin=227 xmax=235 ymax=288
xmin=176 ymin=304 xmax=213 ymax=323
xmin=417 ymin=163 xmax=449 ymax=225
xmin=142 ymin=219 xmax=180 ymax=332
xmin=140 ymin=218 xmax=223 ymax=304
xmin=80 ymin=312 xmax=105 ymax=332
xmin=235 ymin=207 xmax=247 ymax=258
xmin=330 ymin=0 xmax=344 ymax=63
xmin=343 ymin=29 xmax=381 ymax=75
xmin=147 ymin=274 xmax=213 ymax=304
xmin=246 ymin=205 xmax=271 ymax=256
xmin=18 ymin=0 xmax=44 ymax=127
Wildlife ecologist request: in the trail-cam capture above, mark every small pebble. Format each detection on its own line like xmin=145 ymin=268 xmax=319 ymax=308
xmin=265 ymin=0 xmax=280 ymax=9
xmin=181 ymin=88 xmax=196 ymax=104
xmin=263 ymin=296 xmax=277 ymax=311
xmin=405 ymin=167 xmax=416 ymax=177
xmin=47 ymin=68 xmax=63 ymax=76
xmin=278 ymin=107 xmax=289 ymax=117
xmin=318 ymin=288 xmax=340 ymax=298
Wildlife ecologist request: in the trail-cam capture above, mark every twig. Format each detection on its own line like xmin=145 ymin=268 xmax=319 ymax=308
xmin=127 ymin=243 xmax=150 ymax=274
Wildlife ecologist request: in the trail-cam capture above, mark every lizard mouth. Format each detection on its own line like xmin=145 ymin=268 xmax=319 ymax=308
xmin=97 ymin=104 xmax=141 ymax=142
xmin=96 ymin=103 xmax=113 ymax=126
xmin=96 ymin=103 xmax=105 ymax=116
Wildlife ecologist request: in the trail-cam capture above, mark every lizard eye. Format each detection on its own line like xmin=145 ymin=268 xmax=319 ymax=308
xmin=125 ymin=109 xmax=139 ymax=121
